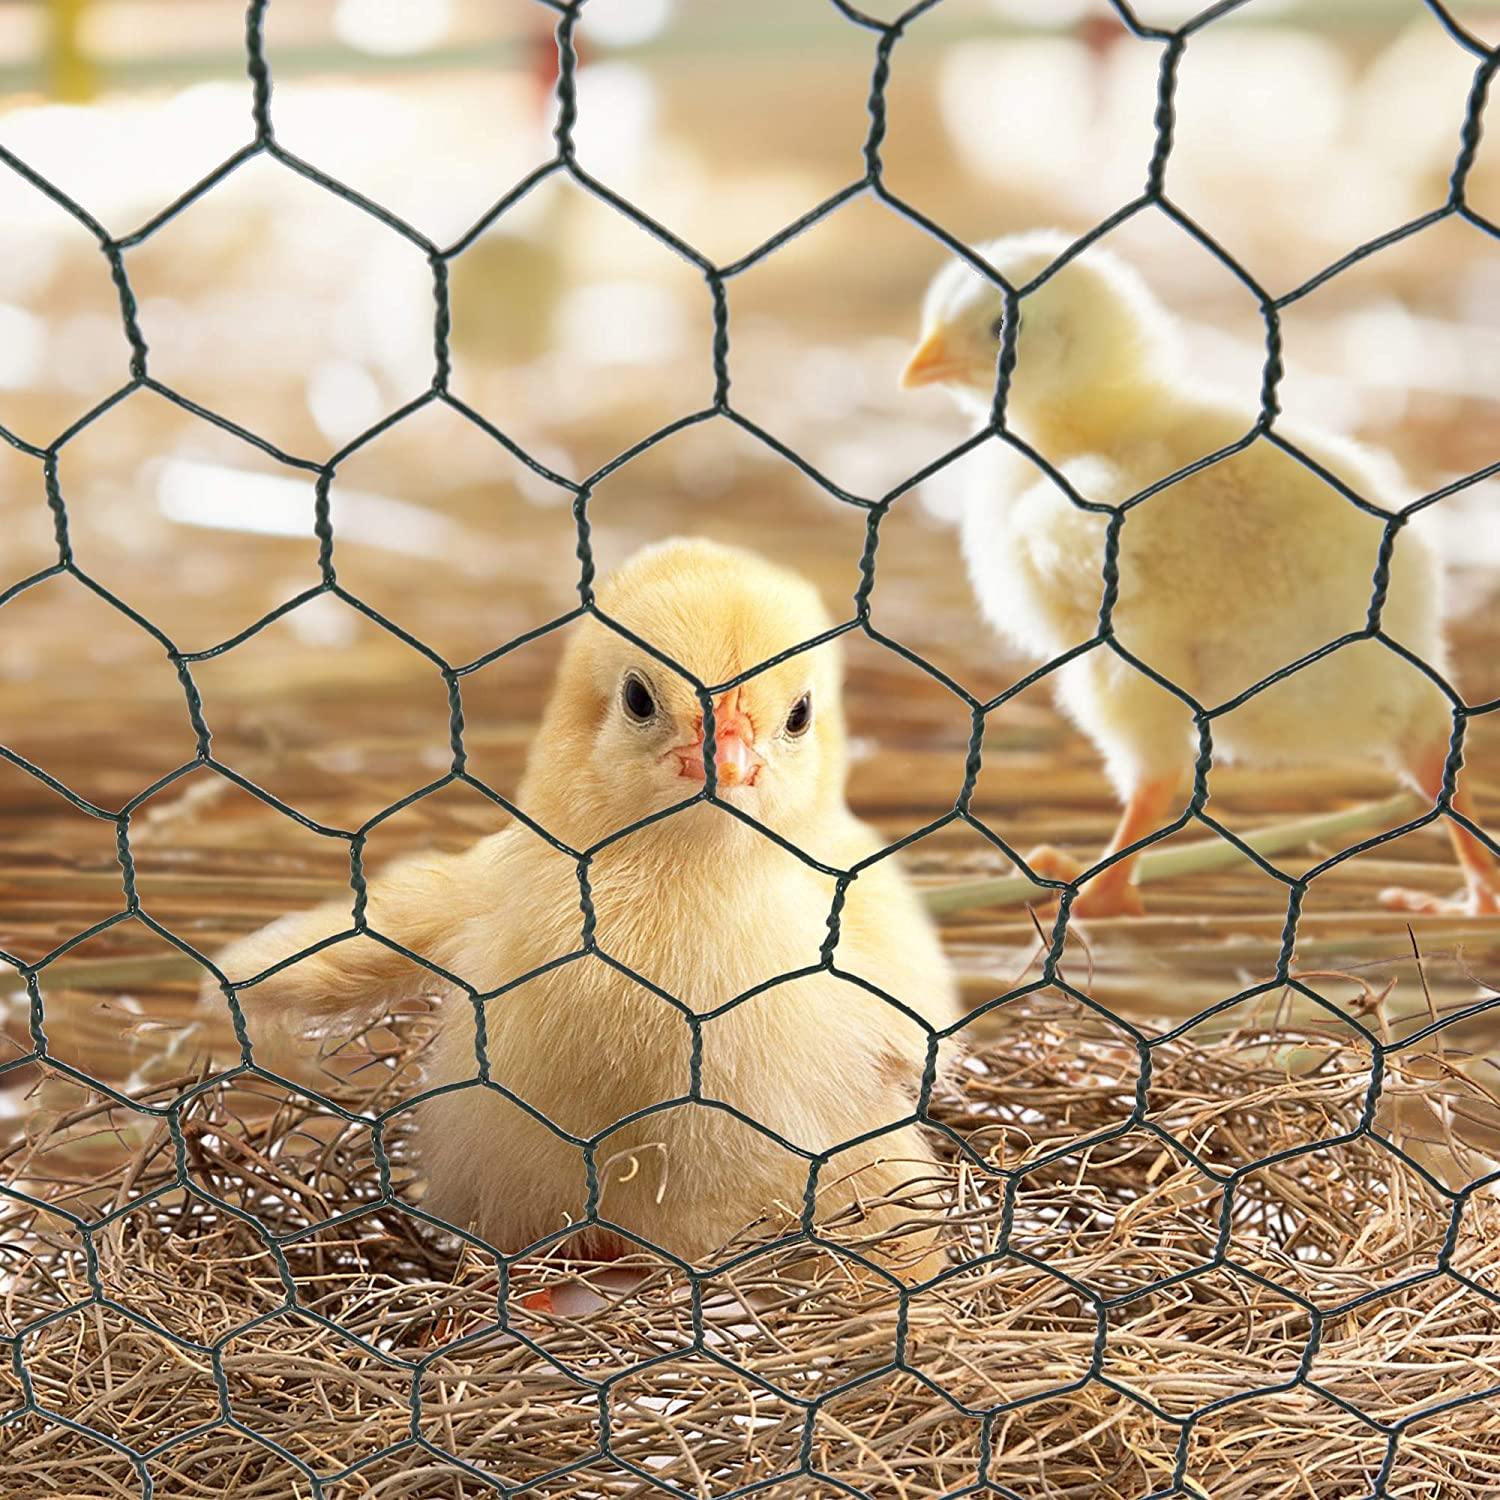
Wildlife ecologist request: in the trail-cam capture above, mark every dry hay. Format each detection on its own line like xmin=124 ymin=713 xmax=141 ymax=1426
xmin=4 ymin=998 xmax=1500 ymax=1500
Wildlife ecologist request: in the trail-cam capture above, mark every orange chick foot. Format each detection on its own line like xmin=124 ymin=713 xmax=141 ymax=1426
xmin=1379 ymin=883 xmax=1500 ymax=918
xmin=1023 ymin=845 xmax=1147 ymax=920
xmin=1025 ymin=844 xmax=1084 ymax=883
xmin=427 ymin=1284 xmax=553 ymax=1348
xmin=1071 ymin=882 xmax=1148 ymax=920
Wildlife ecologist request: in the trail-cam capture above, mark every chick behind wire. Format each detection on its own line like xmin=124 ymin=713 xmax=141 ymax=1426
xmin=209 ymin=539 xmax=960 ymax=1276
xmin=905 ymin=230 xmax=1496 ymax=920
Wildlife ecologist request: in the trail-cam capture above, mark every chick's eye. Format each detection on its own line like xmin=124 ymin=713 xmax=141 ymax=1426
xmin=622 ymin=674 xmax=656 ymax=723
xmin=989 ymin=309 xmax=1021 ymax=341
xmin=784 ymin=693 xmax=812 ymax=738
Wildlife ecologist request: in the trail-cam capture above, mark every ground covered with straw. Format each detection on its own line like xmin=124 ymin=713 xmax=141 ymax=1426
xmin=5 ymin=995 xmax=1500 ymax=1500
xmin=4 ymin=9 xmax=1500 ymax=1494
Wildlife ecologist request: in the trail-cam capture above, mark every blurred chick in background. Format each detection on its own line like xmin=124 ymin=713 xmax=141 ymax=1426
xmin=211 ymin=539 xmax=958 ymax=1275
xmin=904 ymin=230 xmax=1499 ymax=919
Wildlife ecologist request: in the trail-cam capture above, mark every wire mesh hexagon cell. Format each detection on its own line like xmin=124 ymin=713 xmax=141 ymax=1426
xmin=2 ymin=1 xmax=1500 ymax=1497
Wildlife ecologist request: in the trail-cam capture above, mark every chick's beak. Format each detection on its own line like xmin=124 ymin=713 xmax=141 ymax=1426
xmin=901 ymin=331 xmax=965 ymax=389
xmin=674 ymin=697 xmax=762 ymax=788
xmin=712 ymin=719 xmax=759 ymax=788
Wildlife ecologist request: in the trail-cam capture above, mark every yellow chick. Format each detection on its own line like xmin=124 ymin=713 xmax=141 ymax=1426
xmin=210 ymin=539 xmax=959 ymax=1277
xmin=904 ymin=230 xmax=1497 ymax=919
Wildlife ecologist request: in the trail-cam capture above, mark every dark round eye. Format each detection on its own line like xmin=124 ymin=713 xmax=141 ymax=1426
xmin=784 ymin=693 xmax=812 ymax=738
xmin=990 ymin=309 xmax=1021 ymax=341
xmin=622 ymin=673 xmax=656 ymax=723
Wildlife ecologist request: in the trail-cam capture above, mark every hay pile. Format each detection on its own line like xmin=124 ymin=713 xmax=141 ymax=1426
xmin=4 ymin=998 xmax=1500 ymax=1500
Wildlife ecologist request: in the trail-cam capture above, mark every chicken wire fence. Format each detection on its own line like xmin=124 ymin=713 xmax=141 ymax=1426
xmin=3 ymin=0 xmax=1500 ymax=1495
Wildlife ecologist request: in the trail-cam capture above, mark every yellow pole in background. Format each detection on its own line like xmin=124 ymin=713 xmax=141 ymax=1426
xmin=46 ymin=0 xmax=97 ymax=102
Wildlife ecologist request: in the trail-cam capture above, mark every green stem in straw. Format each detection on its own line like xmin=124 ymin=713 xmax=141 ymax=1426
xmin=922 ymin=791 xmax=1422 ymax=916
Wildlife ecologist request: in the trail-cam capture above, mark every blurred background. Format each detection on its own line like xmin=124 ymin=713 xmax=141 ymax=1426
xmin=2 ymin=0 xmax=1500 ymax=1125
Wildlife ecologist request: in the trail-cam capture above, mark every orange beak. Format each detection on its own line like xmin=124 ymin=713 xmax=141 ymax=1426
xmin=673 ymin=694 xmax=762 ymax=788
xmin=900 ymin=331 xmax=967 ymax=389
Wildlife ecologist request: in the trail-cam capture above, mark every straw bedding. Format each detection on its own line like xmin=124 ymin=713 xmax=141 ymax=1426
xmin=5 ymin=993 xmax=1499 ymax=1500
xmin=3 ymin=14 xmax=1499 ymax=1496
xmin=7 ymin=391 xmax=1499 ymax=1496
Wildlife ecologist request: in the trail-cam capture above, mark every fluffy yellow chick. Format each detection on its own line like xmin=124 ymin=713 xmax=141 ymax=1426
xmin=904 ymin=230 xmax=1497 ymax=919
xmin=211 ymin=539 xmax=959 ymax=1277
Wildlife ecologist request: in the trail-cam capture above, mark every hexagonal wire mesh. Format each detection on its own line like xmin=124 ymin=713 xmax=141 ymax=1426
xmin=2 ymin=0 xmax=1500 ymax=1496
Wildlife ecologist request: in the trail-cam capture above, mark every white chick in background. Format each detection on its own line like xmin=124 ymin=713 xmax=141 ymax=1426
xmin=212 ymin=539 xmax=959 ymax=1277
xmin=904 ymin=230 xmax=1498 ymax=919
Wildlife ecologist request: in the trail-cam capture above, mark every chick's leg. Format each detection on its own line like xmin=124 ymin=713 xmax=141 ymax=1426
xmin=429 ymin=1280 xmax=557 ymax=1347
xmin=1027 ymin=775 xmax=1182 ymax=919
xmin=1381 ymin=749 xmax=1500 ymax=917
